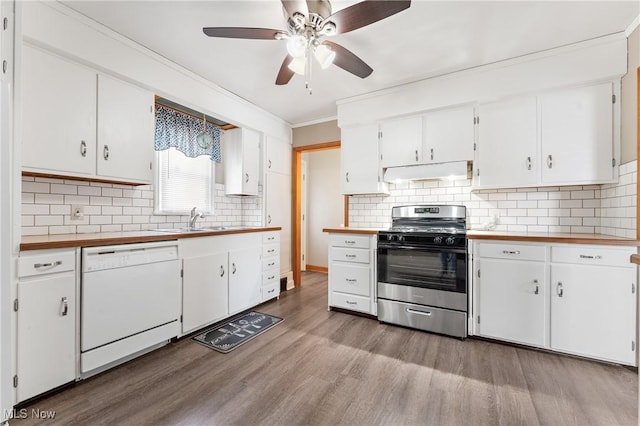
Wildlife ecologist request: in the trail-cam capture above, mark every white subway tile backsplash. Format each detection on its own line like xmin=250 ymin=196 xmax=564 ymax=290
xmin=35 ymin=193 xmax=64 ymax=204
xmin=348 ymin=161 xmax=636 ymax=237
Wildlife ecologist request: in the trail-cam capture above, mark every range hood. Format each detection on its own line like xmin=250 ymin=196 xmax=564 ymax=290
xmin=383 ymin=161 xmax=470 ymax=183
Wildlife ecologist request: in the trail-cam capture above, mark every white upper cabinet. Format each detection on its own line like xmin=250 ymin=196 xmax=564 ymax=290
xmin=97 ymin=74 xmax=154 ymax=183
xmin=379 ymin=116 xmax=422 ymax=168
xmin=22 ymin=45 xmax=155 ymax=184
xmin=22 ymin=45 xmax=97 ymax=177
xmin=422 ymin=104 xmax=475 ymax=164
xmin=540 ymin=82 xmax=614 ymax=185
xmin=223 ymin=127 xmax=261 ymax=196
xmin=265 ymin=135 xmax=291 ymax=175
xmin=341 ymin=124 xmax=388 ymax=195
xmin=475 ymin=96 xmax=538 ymax=188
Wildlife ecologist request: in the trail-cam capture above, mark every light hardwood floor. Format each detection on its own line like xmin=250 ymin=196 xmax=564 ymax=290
xmin=12 ymin=272 xmax=638 ymax=425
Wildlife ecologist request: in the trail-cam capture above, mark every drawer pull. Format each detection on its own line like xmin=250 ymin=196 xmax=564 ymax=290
xmin=267 ymin=289 xmax=275 ymax=294
xmin=345 ymin=240 xmax=356 ymax=245
xmin=345 ymin=254 xmax=356 ymax=259
xmin=267 ymin=249 xmax=275 ymax=254
xmin=579 ymin=254 xmax=602 ymax=260
xmin=502 ymin=250 xmax=520 ymax=255
xmin=60 ymin=297 xmax=69 ymax=316
xmin=556 ymin=282 xmax=563 ymax=297
xmin=533 ymin=279 xmax=539 ymax=295
xmin=34 ymin=260 xmax=62 ymax=269
xmin=345 ymin=278 xmax=357 ymax=283
xmin=406 ymin=308 xmax=432 ymax=317
xmin=267 ymin=262 xmax=275 ymax=267
xmin=345 ymin=300 xmax=357 ymax=305
xmin=267 ymin=275 xmax=275 ymax=280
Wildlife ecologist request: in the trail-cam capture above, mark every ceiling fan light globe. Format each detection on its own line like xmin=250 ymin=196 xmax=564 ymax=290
xmin=286 ymin=34 xmax=307 ymax=58
xmin=314 ymin=44 xmax=336 ymax=69
xmin=287 ymin=56 xmax=306 ymax=75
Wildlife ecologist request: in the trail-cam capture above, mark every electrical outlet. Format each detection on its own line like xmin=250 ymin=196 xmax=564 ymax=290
xmin=71 ymin=205 xmax=84 ymax=221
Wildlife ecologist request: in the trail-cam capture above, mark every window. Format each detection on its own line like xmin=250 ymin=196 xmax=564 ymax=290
xmin=155 ymin=147 xmax=215 ymax=214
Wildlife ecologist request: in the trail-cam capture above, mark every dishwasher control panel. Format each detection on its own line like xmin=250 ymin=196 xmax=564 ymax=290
xmin=82 ymin=241 xmax=179 ymax=272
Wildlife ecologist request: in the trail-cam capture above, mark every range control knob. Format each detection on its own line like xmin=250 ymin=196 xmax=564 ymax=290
xmin=433 ymin=236 xmax=443 ymax=244
xmin=446 ymin=236 xmax=456 ymax=245
xmin=389 ymin=234 xmax=397 ymax=241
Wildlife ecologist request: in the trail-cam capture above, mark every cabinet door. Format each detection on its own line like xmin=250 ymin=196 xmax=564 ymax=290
xmin=380 ymin=116 xmax=422 ymax=167
xmin=228 ymin=246 xmax=262 ymax=314
xmin=540 ymin=83 xmax=614 ymax=185
xmin=241 ymin=128 xmax=261 ymax=194
xmin=341 ymin=124 xmax=387 ymax=195
xmin=475 ymin=96 xmax=537 ymax=188
xmin=17 ymin=273 xmax=76 ymax=402
xmin=266 ymin=135 xmax=291 ymax=175
xmin=265 ymin=173 xmax=291 ymax=274
xmin=22 ymin=45 xmax=96 ymax=176
xmin=97 ymin=74 xmax=154 ymax=183
xmin=550 ymin=264 xmax=636 ymax=364
xmin=224 ymin=128 xmax=260 ymax=196
xmin=182 ymin=252 xmax=229 ymax=334
xmin=477 ymin=259 xmax=546 ymax=347
xmin=423 ymin=105 xmax=474 ymax=163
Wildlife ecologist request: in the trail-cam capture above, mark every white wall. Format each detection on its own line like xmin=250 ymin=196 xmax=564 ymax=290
xmin=304 ymin=149 xmax=342 ymax=268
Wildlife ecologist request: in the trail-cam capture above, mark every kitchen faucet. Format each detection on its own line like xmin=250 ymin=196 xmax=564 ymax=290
xmin=189 ymin=206 xmax=205 ymax=229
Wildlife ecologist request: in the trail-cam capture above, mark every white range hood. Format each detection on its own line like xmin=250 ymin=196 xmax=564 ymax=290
xmin=383 ymin=161 xmax=470 ymax=183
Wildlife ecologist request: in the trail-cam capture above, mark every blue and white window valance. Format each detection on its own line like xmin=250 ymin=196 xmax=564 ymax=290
xmin=154 ymin=104 xmax=222 ymax=163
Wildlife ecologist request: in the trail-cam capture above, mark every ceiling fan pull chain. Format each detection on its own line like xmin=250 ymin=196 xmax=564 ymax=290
xmin=306 ymin=48 xmax=313 ymax=95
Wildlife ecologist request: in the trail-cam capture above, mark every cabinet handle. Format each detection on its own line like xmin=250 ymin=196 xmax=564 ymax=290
xmin=406 ymin=308 xmax=432 ymax=317
xmin=34 ymin=260 xmax=62 ymax=269
xmin=245 ymin=173 xmax=249 ymax=183
xmin=345 ymin=240 xmax=356 ymax=245
xmin=103 ymin=145 xmax=110 ymax=160
xmin=60 ymin=297 xmax=69 ymax=316
xmin=502 ymin=250 xmax=520 ymax=255
xmin=527 ymin=156 xmax=532 ymax=170
xmin=346 ymin=300 xmax=357 ymax=306
xmin=579 ymin=254 xmax=602 ymax=260
xmin=556 ymin=282 xmax=563 ymax=297
xmin=268 ymin=215 xmax=272 ymax=224
xmin=268 ymin=159 xmax=272 ymax=169
xmin=267 ymin=275 xmax=275 ymax=280
xmin=533 ymin=279 xmax=539 ymax=295
xmin=346 ymin=278 xmax=357 ymax=283
xmin=220 ymin=265 xmax=225 ymax=277
xmin=547 ymin=154 xmax=553 ymax=169
xmin=268 ymin=288 xmax=275 ymax=294
xmin=268 ymin=262 xmax=275 ymax=267
xmin=267 ymin=249 xmax=275 ymax=254
xmin=232 ymin=263 xmax=236 ymax=274
xmin=80 ymin=140 xmax=87 ymax=157
xmin=430 ymin=148 xmax=434 ymax=161
xmin=345 ymin=172 xmax=350 ymax=183
xmin=416 ymin=149 xmax=420 ymax=162
xmin=2 ymin=60 xmax=6 ymax=74
xmin=345 ymin=254 xmax=356 ymax=259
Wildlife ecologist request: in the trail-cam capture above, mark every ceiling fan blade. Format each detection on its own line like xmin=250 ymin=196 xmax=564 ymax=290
xmin=323 ymin=41 xmax=372 ymax=79
xmin=276 ymin=55 xmax=295 ymax=85
xmin=325 ymin=0 xmax=411 ymax=34
xmin=203 ymin=27 xmax=283 ymax=40
xmin=281 ymin=0 xmax=308 ymax=18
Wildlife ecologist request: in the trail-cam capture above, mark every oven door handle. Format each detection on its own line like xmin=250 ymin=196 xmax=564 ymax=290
xmin=406 ymin=308 xmax=432 ymax=317
xmin=378 ymin=244 xmax=466 ymax=254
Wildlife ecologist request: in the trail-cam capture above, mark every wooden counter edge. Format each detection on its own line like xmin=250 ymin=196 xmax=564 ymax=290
xmin=630 ymin=254 xmax=640 ymax=265
xmin=468 ymin=233 xmax=640 ymax=246
xmin=322 ymin=228 xmax=379 ymax=235
xmin=20 ymin=227 xmax=283 ymax=251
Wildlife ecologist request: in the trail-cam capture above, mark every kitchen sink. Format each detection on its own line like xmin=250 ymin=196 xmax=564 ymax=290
xmin=151 ymin=227 xmax=208 ymax=233
xmin=206 ymin=226 xmax=244 ymax=231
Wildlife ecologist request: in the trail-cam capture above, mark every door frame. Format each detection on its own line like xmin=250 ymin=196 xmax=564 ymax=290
xmin=292 ymin=141 xmax=348 ymax=286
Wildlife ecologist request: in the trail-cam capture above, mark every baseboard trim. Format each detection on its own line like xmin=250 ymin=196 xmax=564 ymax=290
xmin=305 ymin=265 xmax=328 ymax=273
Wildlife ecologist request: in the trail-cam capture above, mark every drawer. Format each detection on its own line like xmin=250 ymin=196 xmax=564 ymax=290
xmin=330 ymin=263 xmax=371 ymax=297
xmin=330 ymin=247 xmax=370 ymax=264
xmin=329 ymin=234 xmax=371 ymax=249
xmin=262 ymin=257 xmax=279 ymax=271
xmin=330 ymin=291 xmax=370 ymax=314
xmin=18 ymin=249 xmax=76 ymax=278
xmin=262 ymin=232 xmax=280 ymax=244
xmin=262 ymin=244 xmax=279 ymax=258
xmin=551 ymin=245 xmax=636 ymax=268
xmin=262 ymin=282 xmax=280 ymax=301
xmin=477 ymin=242 xmax=546 ymax=262
xmin=262 ymin=270 xmax=279 ymax=286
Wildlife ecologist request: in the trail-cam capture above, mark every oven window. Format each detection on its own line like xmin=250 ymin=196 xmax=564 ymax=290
xmin=378 ymin=247 xmax=466 ymax=293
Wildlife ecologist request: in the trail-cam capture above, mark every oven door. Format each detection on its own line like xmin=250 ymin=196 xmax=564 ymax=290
xmin=377 ymin=244 xmax=467 ymax=294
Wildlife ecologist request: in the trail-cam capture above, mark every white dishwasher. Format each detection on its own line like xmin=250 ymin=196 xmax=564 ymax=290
xmin=81 ymin=241 xmax=181 ymax=375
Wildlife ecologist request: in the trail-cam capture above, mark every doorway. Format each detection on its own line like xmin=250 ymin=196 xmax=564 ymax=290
xmin=292 ymin=142 xmax=348 ymax=286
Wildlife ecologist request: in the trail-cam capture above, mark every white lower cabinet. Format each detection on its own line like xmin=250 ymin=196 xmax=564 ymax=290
xmin=17 ymin=249 xmax=78 ymax=403
xmin=327 ymin=233 xmax=377 ymax=315
xmin=474 ymin=241 xmax=637 ymax=365
xmin=261 ymin=232 xmax=281 ymax=302
xmin=181 ymin=231 xmax=276 ymax=335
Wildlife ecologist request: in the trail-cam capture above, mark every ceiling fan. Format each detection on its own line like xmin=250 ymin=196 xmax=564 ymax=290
xmin=203 ymin=0 xmax=411 ymax=92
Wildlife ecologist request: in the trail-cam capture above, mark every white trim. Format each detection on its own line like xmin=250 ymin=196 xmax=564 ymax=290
xmin=291 ymin=115 xmax=338 ymax=128
xmin=625 ymin=14 xmax=640 ymax=37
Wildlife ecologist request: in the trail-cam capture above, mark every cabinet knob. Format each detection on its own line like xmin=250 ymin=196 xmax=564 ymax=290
xmin=556 ymin=282 xmax=563 ymax=297
xmin=103 ymin=145 xmax=110 ymax=160
xmin=80 ymin=140 xmax=87 ymax=157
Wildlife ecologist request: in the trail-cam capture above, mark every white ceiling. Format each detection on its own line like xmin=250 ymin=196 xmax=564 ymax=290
xmin=60 ymin=0 xmax=638 ymax=126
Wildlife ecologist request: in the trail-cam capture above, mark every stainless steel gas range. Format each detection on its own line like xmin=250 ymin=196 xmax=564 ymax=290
xmin=377 ymin=205 xmax=468 ymax=338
